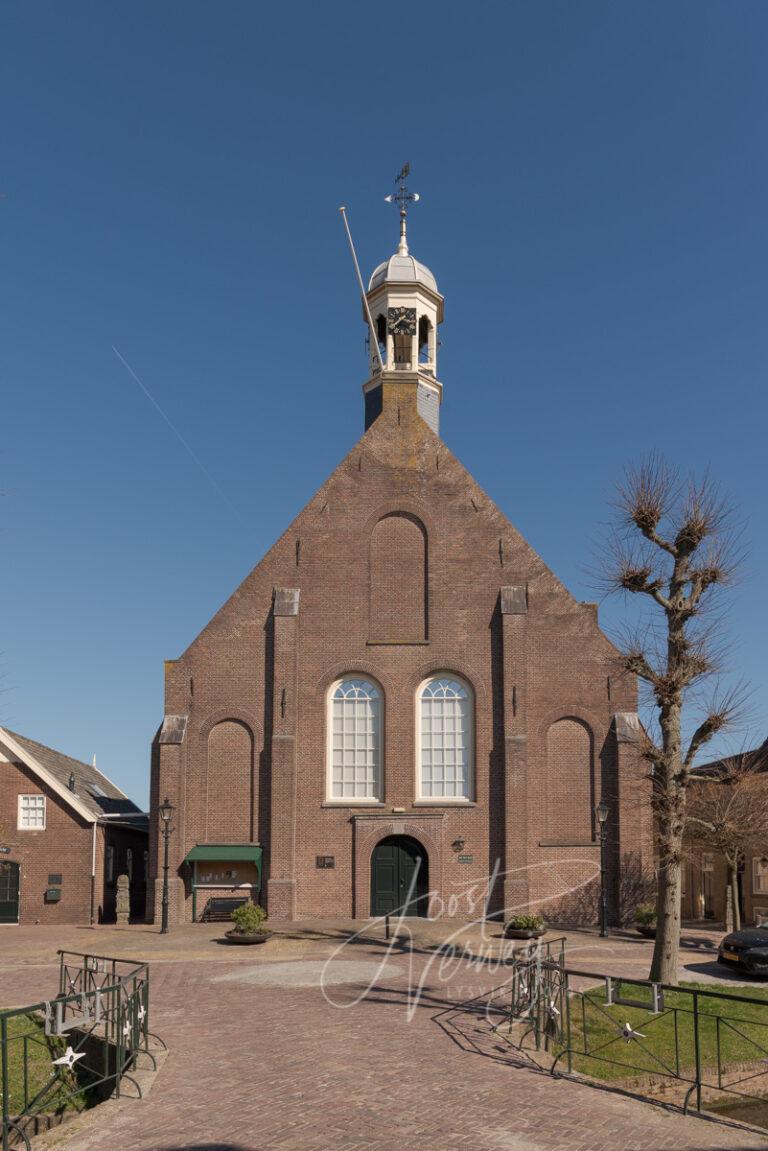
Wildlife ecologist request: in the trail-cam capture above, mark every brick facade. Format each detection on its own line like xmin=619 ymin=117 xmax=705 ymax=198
xmin=150 ymin=377 xmax=653 ymax=926
xmin=0 ymin=736 xmax=147 ymax=926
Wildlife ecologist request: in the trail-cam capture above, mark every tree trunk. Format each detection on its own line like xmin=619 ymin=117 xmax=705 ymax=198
xmin=729 ymin=863 xmax=741 ymax=932
xmin=650 ymin=848 xmax=682 ymax=984
xmin=725 ymin=883 xmax=734 ymax=933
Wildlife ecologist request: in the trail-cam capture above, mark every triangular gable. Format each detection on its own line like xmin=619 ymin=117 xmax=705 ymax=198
xmin=0 ymin=726 xmax=100 ymax=824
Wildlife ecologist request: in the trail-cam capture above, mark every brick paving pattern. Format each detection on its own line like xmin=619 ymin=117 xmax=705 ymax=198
xmin=3 ymin=926 xmax=767 ymax=1151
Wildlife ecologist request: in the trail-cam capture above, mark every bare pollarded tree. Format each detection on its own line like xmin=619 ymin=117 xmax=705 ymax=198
xmin=686 ymin=743 xmax=768 ymax=933
xmin=602 ymin=455 xmax=746 ymax=984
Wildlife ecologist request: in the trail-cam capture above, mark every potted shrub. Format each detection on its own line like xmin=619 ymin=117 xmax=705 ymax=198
xmin=503 ymin=914 xmax=547 ymax=940
xmin=225 ymin=901 xmax=271 ymax=945
xmin=634 ymin=902 xmax=657 ymax=939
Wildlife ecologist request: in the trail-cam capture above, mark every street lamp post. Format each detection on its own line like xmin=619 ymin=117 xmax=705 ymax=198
xmin=158 ymin=796 xmax=175 ymax=935
xmin=596 ymin=799 xmax=610 ymax=938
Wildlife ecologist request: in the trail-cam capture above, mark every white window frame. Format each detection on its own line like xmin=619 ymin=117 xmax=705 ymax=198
xmin=753 ymin=857 xmax=768 ymax=895
xmin=17 ymin=794 xmax=46 ymax=830
xmin=415 ymin=675 xmax=474 ymax=804
xmin=326 ymin=677 xmax=383 ymax=804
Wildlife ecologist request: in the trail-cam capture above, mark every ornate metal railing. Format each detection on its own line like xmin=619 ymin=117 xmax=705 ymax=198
xmin=492 ymin=945 xmax=768 ymax=1123
xmin=1 ymin=950 xmax=165 ymax=1151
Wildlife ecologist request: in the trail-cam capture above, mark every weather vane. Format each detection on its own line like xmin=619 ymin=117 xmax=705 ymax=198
xmin=385 ymin=162 xmax=420 ymax=254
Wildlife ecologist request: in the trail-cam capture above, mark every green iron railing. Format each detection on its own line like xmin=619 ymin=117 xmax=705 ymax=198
xmin=492 ymin=944 xmax=768 ymax=1124
xmin=1 ymin=950 xmax=165 ymax=1151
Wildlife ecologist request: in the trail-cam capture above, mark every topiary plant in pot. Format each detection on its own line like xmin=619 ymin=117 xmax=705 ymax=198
xmin=225 ymin=901 xmax=271 ymax=945
xmin=503 ymin=914 xmax=547 ymax=940
xmin=634 ymin=902 xmax=657 ymax=939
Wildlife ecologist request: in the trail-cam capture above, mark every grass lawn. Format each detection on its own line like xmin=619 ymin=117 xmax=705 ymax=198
xmin=557 ymin=981 xmax=768 ymax=1085
xmin=1 ymin=1011 xmax=89 ymax=1118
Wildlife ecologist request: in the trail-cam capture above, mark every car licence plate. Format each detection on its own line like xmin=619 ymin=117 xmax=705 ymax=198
xmin=722 ymin=949 xmax=740 ymax=962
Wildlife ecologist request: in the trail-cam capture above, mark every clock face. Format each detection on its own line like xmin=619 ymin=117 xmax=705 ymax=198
xmin=387 ymin=306 xmax=417 ymax=336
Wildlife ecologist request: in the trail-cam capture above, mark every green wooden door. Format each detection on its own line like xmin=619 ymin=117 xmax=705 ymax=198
xmin=371 ymin=836 xmax=428 ymax=917
xmin=0 ymin=862 xmax=20 ymax=924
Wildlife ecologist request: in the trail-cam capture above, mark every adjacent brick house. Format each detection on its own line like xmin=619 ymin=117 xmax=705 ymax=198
xmin=683 ymin=739 xmax=768 ymax=927
xmin=0 ymin=727 xmax=148 ymax=925
xmin=150 ymin=206 xmax=653 ymax=926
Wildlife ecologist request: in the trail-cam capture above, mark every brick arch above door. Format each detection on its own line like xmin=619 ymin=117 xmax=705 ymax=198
xmin=352 ymin=813 xmax=445 ymax=918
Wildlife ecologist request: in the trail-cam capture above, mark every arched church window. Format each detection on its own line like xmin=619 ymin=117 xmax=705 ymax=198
xmin=328 ymin=678 xmax=382 ymax=802
xmin=418 ymin=677 xmax=473 ymax=800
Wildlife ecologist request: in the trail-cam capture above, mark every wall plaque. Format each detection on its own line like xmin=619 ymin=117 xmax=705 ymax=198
xmin=457 ymin=855 xmax=474 ymax=864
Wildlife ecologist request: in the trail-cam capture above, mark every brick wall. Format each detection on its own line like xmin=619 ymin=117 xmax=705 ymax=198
xmin=0 ymin=759 xmax=94 ymax=925
xmin=151 ymin=381 xmax=650 ymax=925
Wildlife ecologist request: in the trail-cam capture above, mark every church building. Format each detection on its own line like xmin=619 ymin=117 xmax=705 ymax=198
xmin=150 ymin=175 xmax=652 ymax=926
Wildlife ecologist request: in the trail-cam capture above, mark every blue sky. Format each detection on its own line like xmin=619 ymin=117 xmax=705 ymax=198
xmin=1 ymin=2 xmax=766 ymax=803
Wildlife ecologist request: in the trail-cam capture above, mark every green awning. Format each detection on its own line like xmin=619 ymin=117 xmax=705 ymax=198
xmin=184 ymin=844 xmax=262 ymax=865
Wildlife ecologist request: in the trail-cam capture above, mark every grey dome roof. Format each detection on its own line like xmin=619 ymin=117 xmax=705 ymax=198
xmin=368 ymin=252 xmax=438 ymax=294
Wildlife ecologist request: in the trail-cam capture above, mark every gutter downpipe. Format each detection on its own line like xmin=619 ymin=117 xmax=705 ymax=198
xmin=90 ymin=820 xmax=97 ymax=925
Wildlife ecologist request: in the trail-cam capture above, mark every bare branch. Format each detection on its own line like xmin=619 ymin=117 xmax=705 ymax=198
xmin=673 ymin=472 xmax=730 ymax=557
xmin=684 ymin=681 xmax=752 ymax=768
xmin=600 ymin=535 xmax=671 ymax=607
xmin=595 ymin=451 xmax=749 ymax=983
xmin=616 ymin=454 xmax=679 ymax=554
xmin=685 ymin=755 xmax=768 ymax=863
xmin=622 ymin=645 xmax=661 ymax=687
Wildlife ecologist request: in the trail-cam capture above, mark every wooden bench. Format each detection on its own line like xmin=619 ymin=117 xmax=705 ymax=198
xmin=200 ymin=896 xmax=249 ymax=922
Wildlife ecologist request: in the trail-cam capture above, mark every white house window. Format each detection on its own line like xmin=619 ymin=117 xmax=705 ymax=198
xmin=18 ymin=794 xmax=46 ymax=829
xmin=329 ymin=678 xmax=382 ymax=801
xmin=753 ymin=858 xmax=768 ymax=895
xmin=418 ymin=677 xmax=473 ymax=800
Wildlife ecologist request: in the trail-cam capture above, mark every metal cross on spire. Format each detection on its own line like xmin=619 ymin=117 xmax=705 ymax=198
xmin=384 ymin=162 xmax=420 ymax=255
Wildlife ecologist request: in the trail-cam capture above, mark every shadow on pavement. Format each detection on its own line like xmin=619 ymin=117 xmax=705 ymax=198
xmin=682 ymin=959 xmax=768 ymax=983
xmin=155 ymin=1145 xmax=254 ymax=1151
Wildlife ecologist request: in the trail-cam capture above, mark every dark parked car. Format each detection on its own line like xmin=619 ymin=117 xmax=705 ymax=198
xmin=718 ymin=928 xmax=768 ymax=975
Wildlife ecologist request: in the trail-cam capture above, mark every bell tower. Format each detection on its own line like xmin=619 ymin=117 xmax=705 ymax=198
xmin=362 ymin=165 xmax=445 ymax=434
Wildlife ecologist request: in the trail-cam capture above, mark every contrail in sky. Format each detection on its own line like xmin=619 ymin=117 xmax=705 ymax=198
xmin=112 ymin=345 xmax=243 ymax=522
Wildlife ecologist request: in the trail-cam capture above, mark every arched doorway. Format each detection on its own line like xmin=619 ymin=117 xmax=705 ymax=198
xmin=0 ymin=861 xmax=20 ymax=924
xmin=370 ymin=835 xmax=429 ymax=917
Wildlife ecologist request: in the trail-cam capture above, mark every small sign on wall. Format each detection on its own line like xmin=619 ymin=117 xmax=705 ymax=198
xmin=457 ymin=855 xmax=474 ymax=864
xmin=316 ymin=855 xmax=335 ymax=869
